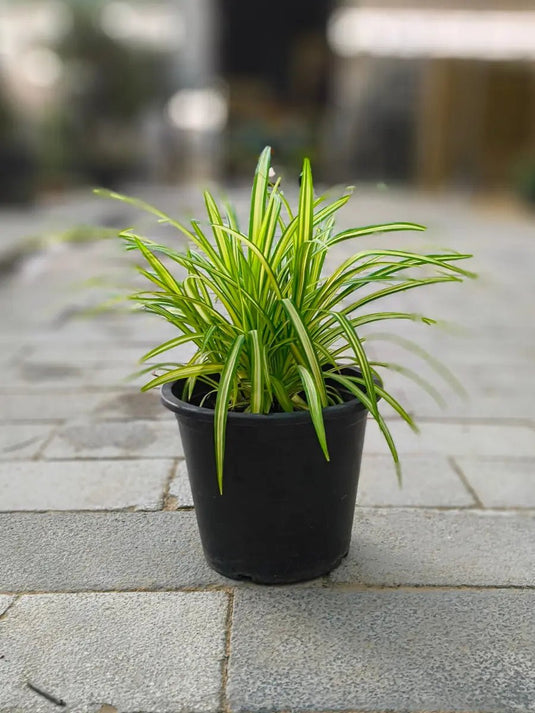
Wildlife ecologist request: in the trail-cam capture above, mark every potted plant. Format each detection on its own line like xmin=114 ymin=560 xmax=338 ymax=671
xmin=97 ymin=147 xmax=474 ymax=584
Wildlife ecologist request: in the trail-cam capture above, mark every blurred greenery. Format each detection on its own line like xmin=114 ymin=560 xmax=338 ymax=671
xmin=49 ymin=4 xmax=169 ymax=187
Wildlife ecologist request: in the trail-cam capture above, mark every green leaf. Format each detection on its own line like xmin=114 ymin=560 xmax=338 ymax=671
xmin=271 ymin=376 xmax=294 ymax=412
xmin=140 ymin=334 xmax=203 ymax=362
xmin=141 ymin=363 xmax=223 ymax=391
xmin=297 ymin=157 xmax=314 ymax=247
xmin=95 ymin=189 xmax=198 ymax=242
xmin=328 ymin=222 xmax=427 ymax=246
xmin=212 ymin=224 xmax=283 ymax=300
xmin=282 ymin=298 xmax=328 ymax=407
xmin=248 ymin=330 xmax=264 ymax=413
xmin=215 ymin=334 xmax=245 ymax=493
xmin=297 ymin=365 xmax=330 ymax=461
xmin=313 ymin=191 xmax=352 ymax=225
xmin=248 ymin=146 xmax=271 ymax=244
xmin=331 ymin=312 xmax=380 ymax=416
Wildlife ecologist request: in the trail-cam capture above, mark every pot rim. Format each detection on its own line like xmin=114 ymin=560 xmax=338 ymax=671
xmin=160 ymin=378 xmax=370 ymax=424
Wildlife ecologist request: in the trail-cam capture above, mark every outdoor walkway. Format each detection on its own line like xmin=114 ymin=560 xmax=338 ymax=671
xmin=0 ymin=186 xmax=534 ymax=712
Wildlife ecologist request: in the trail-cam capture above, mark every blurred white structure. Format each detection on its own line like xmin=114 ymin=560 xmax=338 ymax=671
xmin=328 ymin=8 xmax=535 ymax=61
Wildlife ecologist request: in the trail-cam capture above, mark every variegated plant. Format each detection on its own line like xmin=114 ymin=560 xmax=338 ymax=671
xmin=96 ymin=147 xmax=474 ymax=492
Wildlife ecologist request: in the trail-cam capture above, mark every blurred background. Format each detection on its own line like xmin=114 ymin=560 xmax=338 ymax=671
xmin=0 ymin=0 xmax=534 ymax=515
xmin=1 ymin=0 xmax=535 ymax=204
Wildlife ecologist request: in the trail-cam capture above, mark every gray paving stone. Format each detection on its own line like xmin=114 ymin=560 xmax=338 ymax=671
xmin=456 ymin=457 xmax=535 ymax=508
xmin=29 ymin=342 xmax=194 ymax=366
xmin=0 ymin=512 xmax=225 ymax=591
xmin=24 ymin=343 xmax=152 ymax=364
xmin=0 ymin=592 xmax=227 ymax=713
xmin=2 ymin=509 xmax=534 ymax=591
xmin=0 ymin=361 xmax=146 ymax=390
xmin=365 ymin=419 xmax=535 ymax=458
xmin=228 ymin=589 xmax=535 ymax=713
xmin=406 ymin=392 xmax=535 ymax=420
xmin=0 ymin=424 xmax=54 ymax=460
xmin=0 ymin=392 xmax=103 ymax=421
xmin=0 ymin=460 xmax=172 ymax=511
xmin=357 ymin=454 xmax=474 ymax=507
xmin=43 ymin=419 xmax=183 ymax=459
xmin=92 ymin=388 xmax=166 ymax=420
xmin=332 ymin=508 xmax=535 ymax=586
xmin=169 ymin=459 xmax=194 ymax=507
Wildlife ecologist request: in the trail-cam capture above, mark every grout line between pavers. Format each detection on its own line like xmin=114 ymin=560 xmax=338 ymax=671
xmin=448 ymin=456 xmax=485 ymax=509
xmin=220 ymin=590 xmax=235 ymax=713
xmin=2 ymin=505 xmax=535 ymax=513
xmin=31 ymin=422 xmax=63 ymax=462
xmin=161 ymin=458 xmax=179 ymax=510
xmin=0 ymin=583 xmax=533 ymax=596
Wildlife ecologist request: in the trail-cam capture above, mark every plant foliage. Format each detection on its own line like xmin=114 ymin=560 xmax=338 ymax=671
xmin=96 ymin=147 xmax=475 ymax=493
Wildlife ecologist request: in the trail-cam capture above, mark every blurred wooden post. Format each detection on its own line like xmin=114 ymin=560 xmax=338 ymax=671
xmin=415 ymin=59 xmax=451 ymax=190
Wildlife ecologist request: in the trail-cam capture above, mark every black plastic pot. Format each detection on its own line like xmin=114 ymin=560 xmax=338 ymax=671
xmin=161 ymin=378 xmax=369 ymax=584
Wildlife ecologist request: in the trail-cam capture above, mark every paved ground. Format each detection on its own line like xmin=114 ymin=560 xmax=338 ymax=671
xmin=0 ymin=185 xmax=534 ymax=713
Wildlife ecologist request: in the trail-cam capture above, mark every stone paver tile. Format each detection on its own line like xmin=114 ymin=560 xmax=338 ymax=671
xmin=0 ymin=392 xmax=103 ymax=421
xmin=456 ymin=457 xmax=535 ymax=508
xmin=365 ymin=419 xmax=535 ymax=458
xmin=30 ymin=342 xmax=194 ymax=366
xmin=0 ymin=362 xmax=87 ymax=389
xmin=24 ymin=343 xmax=151 ymax=364
xmin=0 ymin=424 xmax=54 ymax=460
xmin=0 ymin=460 xmax=172 ymax=511
xmin=92 ymin=388 xmax=166 ymax=420
xmin=0 ymin=362 xmax=146 ymax=390
xmin=0 ymin=512 xmax=225 ymax=591
xmin=0 ymin=592 xmax=226 ymax=713
xmin=358 ymin=454 xmax=474 ymax=507
xmin=169 ymin=459 xmax=194 ymax=507
xmin=404 ymin=393 xmax=535 ymax=420
xmin=0 ymin=344 xmax=23 ymax=367
xmin=43 ymin=419 xmax=183 ymax=459
xmin=228 ymin=589 xmax=535 ymax=713
xmin=332 ymin=508 xmax=535 ymax=586
xmin=3 ymin=509 xmax=534 ymax=592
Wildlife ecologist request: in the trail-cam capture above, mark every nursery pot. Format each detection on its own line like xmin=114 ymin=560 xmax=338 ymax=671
xmin=161 ymin=378 xmax=369 ymax=584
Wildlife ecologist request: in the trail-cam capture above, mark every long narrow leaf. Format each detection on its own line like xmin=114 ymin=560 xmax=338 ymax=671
xmin=331 ymin=312 xmax=380 ymax=416
xmin=141 ymin=363 xmax=223 ymax=391
xmin=282 ymin=298 xmax=328 ymax=406
xmin=248 ymin=330 xmax=264 ymax=413
xmin=140 ymin=333 xmax=202 ymax=362
xmin=214 ymin=334 xmax=245 ymax=493
xmin=248 ymin=146 xmax=271 ymax=245
xmin=328 ymin=222 xmax=427 ymax=246
xmin=297 ymin=365 xmax=330 ymax=461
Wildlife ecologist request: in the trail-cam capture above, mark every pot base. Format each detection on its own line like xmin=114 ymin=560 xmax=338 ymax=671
xmin=206 ymin=550 xmax=350 ymax=585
